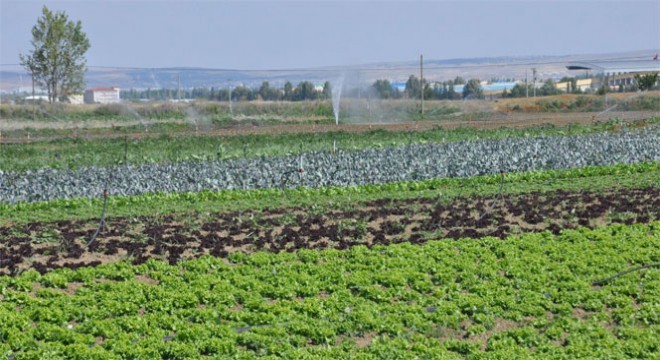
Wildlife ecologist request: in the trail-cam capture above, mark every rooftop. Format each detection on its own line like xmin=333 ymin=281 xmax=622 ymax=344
xmin=566 ymin=60 xmax=660 ymax=74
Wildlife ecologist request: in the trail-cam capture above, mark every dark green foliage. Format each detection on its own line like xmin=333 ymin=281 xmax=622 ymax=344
xmin=462 ymin=79 xmax=483 ymax=99
xmin=541 ymin=79 xmax=562 ymax=96
xmin=372 ymin=79 xmax=401 ymax=99
xmin=508 ymin=83 xmax=531 ymax=98
xmin=405 ymin=75 xmax=422 ymax=99
xmin=634 ymin=73 xmax=659 ymax=91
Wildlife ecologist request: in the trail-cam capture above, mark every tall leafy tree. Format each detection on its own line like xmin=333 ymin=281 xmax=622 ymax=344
xmin=462 ymin=79 xmax=483 ymax=99
xmin=283 ymin=81 xmax=293 ymax=101
xmin=447 ymin=83 xmax=459 ymax=100
xmin=20 ymin=6 xmax=91 ymax=103
xmin=259 ymin=81 xmax=270 ymax=98
xmin=372 ymin=79 xmax=394 ymax=99
xmin=540 ymin=79 xmax=560 ymax=96
xmin=634 ymin=73 xmax=659 ymax=91
xmin=405 ymin=75 xmax=421 ymax=99
xmin=322 ymin=81 xmax=332 ymax=100
xmin=294 ymin=81 xmax=317 ymax=101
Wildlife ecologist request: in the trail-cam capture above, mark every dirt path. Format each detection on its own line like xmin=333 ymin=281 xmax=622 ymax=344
xmin=1 ymin=110 xmax=657 ymax=143
xmin=2 ymin=187 xmax=657 ymax=275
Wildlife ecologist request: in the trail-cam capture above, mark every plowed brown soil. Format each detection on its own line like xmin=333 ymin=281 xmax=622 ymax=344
xmin=1 ymin=187 xmax=657 ymax=275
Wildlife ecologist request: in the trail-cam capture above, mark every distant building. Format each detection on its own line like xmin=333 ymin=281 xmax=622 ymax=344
xmin=481 ymin=82 xmax=518 ymax=94
xmin=391 ymin=83 xmax=407 ymax=92
xmin=566 ymin=60 xmax=660 ymax=90
xmin=555 ymin=79 xmax=593 ymax=92
xmin=84 ymin=87 xmax=120 ymax=104
xmin=66 ymin=94 xmax=84 ymax=105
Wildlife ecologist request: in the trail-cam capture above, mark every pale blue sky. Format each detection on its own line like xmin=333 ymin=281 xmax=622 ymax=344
xmin=1 ymin=0 xmax=659 ymax=69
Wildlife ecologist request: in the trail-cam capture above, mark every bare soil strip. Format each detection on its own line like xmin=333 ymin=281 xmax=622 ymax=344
xmin=1 ymin=187 xmax=657 ymax=275
xmin=1 ymin=111 xmax=657 ymax=143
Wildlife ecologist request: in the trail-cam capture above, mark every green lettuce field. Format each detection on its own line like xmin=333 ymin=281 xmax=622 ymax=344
xmin=1 ymin=117 xmax=658 ymax=359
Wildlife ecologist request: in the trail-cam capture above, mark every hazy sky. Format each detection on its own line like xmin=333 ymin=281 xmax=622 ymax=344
xmin=1 ymin=0 xmax=659 ymax=70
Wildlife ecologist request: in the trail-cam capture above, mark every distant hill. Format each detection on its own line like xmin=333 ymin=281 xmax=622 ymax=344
xmin=0 ymin=50 xmax=655 ymax=92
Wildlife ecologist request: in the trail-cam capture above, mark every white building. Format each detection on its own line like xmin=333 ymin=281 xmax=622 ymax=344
xmin=84 ymin=87 xmax=120 ymax=104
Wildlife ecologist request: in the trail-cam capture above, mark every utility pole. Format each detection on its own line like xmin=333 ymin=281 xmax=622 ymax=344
xmin=228 ymin=80 xmax=233 ymax=116
xmin=525 ymin=70 xmax=528 ymax=98
xmin=532 ymin=68 xmax=537 ymax=97
xmin=420 ymin=54 xmax=424 ymax=117
xmin=31 ymin=68 xmax=36 ymax=122
xmin=177 ymin=74 xmax=181 ymax=101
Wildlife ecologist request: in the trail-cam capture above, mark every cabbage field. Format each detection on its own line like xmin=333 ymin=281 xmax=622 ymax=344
xmin=2 ymin=129 xmax=658 ymax=203
xmin=0 ymin=117 xmax=659 ymax=359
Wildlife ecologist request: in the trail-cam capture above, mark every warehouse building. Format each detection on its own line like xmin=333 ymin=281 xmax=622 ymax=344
xmin=566 ymin=59 xmax=659 ymax=89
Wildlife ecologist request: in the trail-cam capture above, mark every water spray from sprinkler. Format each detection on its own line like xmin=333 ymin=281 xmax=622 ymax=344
xmin=331 ymin=74 xmax=345 ymax=153
xmin=185 ymin=107 xmax=201 ymax=135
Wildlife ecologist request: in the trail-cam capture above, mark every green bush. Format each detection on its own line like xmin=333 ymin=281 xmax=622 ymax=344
xmin=92 ymin=104 xmax=124 ymax=118
xmin=538 ymin=99 xmax=563 ymax=112
xmin=568 ymin=96 xmax=604 ymax=111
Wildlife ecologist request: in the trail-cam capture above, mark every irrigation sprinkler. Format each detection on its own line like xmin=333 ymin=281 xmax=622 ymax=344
xmin=87 ymin=140 xmax=127 ymax=247
xmin=280 ymin=152 xmax=323 ymax=194
xmin=87 ymin=186 xmax=109 ymax=248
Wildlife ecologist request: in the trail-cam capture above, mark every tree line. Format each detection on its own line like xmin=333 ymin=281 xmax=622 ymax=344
xmin=121 ymin=81 xmax=333 ymax=102
xmin=372 ymin=76 xmax=474 ymax=100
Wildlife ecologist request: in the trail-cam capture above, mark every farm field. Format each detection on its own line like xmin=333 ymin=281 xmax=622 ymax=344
xmin=0 ymin=117 xmax=658 ymax=173
xmin=1 ymin=91 xmax=658 ymax=141
xmin=0 ymin=223 xmax=658 ymax=358
xmin=0 ymin=110 xmax=658 ymax=359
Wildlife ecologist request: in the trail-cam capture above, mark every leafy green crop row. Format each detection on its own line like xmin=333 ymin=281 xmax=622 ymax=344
xmin=1 ymin=118 xmax=656 ymax=172
xmin=2 ymin=161 xmax=658 ymax=225
xmin=1 ymin=222 xmax=658 ymax=359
